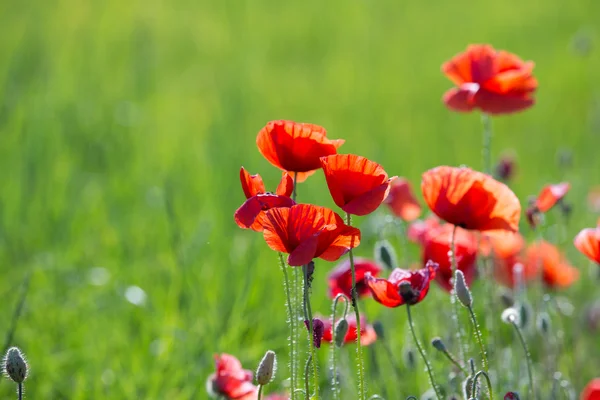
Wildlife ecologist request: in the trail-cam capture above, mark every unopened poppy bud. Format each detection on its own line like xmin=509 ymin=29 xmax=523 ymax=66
xmin=304 ymin=318 xmax=324 ymax=349
xmin=517 ymin=301 xmax=532 ymax=329
xmin=403 ymin=347 xmax=416 ymax=369
xmin=559 ymin=201 xmax=573 ymax=219
xmin=2 ymin=347 xmax=28 ymax=383
xmin=374 ymin=240 xmax=397 ymax=271
xmin=373 ymin=320 xmax=385 ymax=340
xmin=431 ymin=337 xmax=446 ymax=352
xmin=495 ymin=154 xmax=516 ymax=181
xmin=501 ymin=307 xmax=520 ymax=325
xmin=499 ymin=290 xmax=514 ymax=308
xmin=334 ymin=319 xmax=349 ymax=348
xmin=504 ymin=391 xmax=521 ymax=400
xmin=526 ymin=206 xmax=541 ymax=229
xmin=454 ymin=270 xmax=472 ymax=308
xmin=256 ymin=350 xmax=276 ymax=385
xmin=536 ymin=312 xmax=551 ymax=335
xmin=462 ymin=375 xmax=475 ymax=399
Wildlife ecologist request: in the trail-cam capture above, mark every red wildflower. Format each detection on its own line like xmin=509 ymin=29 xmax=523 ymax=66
xmin=421 ymin=166 xmax=521 ymax=232
xmin=320 ymin=154 xmax=396 ymax=216
xmin=442 ymin=44 xmax=537 ymax=115
xmin=256 ymin=120 xmax=344 ymax=183
xmin=534 ymin=182 xmax=570 ymax=213
xmin=328 ymin=258 xmax=382 ymax=299
xmin=321 ymin=314 xmax=377 ymax=346
xmin=525 ymin=240 xmax=579 ymax=288
xmin=365 ymin=261 xmax=438 ymax=307
xmin=582 ymin=378 xmax=600 ymax=400
xmin=235 ymin=168 xmax=295 ymax=231
xmin=407 ymin=215 xmax=441 ymax=245
xmin=208 ymin=354 xmax=257 ymax=400
xmin=485 ymin=231 xmax=535 ymax=288
xmin=262 ymin=204 xmax=361 ymax=266
xmin=384 ymin=178 xmax=422 ymax=221
xmin=574 ymin=226 xmax=600 ymax=264
xmin=422 ymin=224 xmax=478 ymax=292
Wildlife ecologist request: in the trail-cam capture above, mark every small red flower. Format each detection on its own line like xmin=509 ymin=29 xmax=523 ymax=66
xmin=208 ymin=354 xmax=257 ymax=400
xmin=421 ymin=166 xmax=521 ymax=232
xmin=321 ymin=314 xmax=378 ymax=346
xmin=574 ymin=226 xmax=600 ymax=264
xmin=485 ymin=231 xmax=535 ymax=288
xmin=365 ymin=261 xmax=438 ymax=307
xmin=384 ymin=178 xmax=422 ymax=221
xmin=320 ymin=154 xmax=396 ymax=216
xmin=534 ymin=182 xmax=570 ymax=213
xmin=582 ymin=378 xmax=600 ymax=400
xmin=442 ymin=44 xmax=537 ymax=115
xmin=235 ymin=167 xmax=295 ymax=231
xmin=407 ymin=216 xmax=442 ymax=245
xmin=525 ymin=240 xmax=579 ymax=288
xmin=422 ymin=224 xmax=478 ymax=292
xmin=262 ymin=204 xmax=361 ymax=266
xmin=328 ymin=258 xmax=382 ymax=299
xmin=256 ymin=120 xmax=344 ymax=183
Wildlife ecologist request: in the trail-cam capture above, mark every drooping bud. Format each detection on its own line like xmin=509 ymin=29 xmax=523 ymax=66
xmin=499 ymin=290 xmax=514 ymax=308
xmin=431 ymin=337 xmax=447 ymax=352
xmin=256 ymin=350 xmax=277 ymax=385
xmin=2 ymin=347 xmax=28 ymax=383
xmin=495 ymin=153 xmax=516 ymax=181
xmin=333 ymin=319 xmax=349 ymax=348
xmin=501 ymin=308 xmax=520 ymax=325
xmin=454 ymin=270 xmax=472 ymax=308
xmin=517 ymin=301 xmax=532 ymax=329
xmin=374 ymin=239 xmax=397 ymax=271
xmin=304 ymin=318 xmax=325 ymax=349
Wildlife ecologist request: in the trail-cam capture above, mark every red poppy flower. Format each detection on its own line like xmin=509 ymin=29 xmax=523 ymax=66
xmin=407 ymin=215 xmax=442 ymax=245
xmin=365 ymin=261 xmax=438 ymax=307
xmin=525 ymin=240 xmax=579 ymax=288
xmin=208 ymin=354 xmax=257 ymax=400
xmin=582 ymin=378 xmax=600 ymax=400
xmin=319 ymin=154 xmax=396 ymax=216
xmin=262 ymin=204 xmax=361 ymax=266
xmin=321 ymin=314 xmax=378 ymax=346
xmin=574 ymin=226 xmax=600 ymax=264
xmin=384 ymin=178 xmax=421 ymax=221
xmin=442 ymin=44 xmax=537 ymax=115
xmin=328 ymin=258 xmax=383 ymax=299
xmin=256 ymin=120 xmax=344 ymax=183
xmin=484 ymin=231 xmax=536 ymax=288
xmin=422 ymin=224 xmax=478 ymax=292
xmin=235 ymin=168 xmax=295 ymax=231
xmin=533 ymin=182 xmax=570 ymax=213
xmin=421 ymin=166 xmax=521 ymax=232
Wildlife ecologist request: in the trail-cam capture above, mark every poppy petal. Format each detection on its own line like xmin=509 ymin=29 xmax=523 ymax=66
xmin=318 ymin=225 xmax=361 ymax=262
xmin=239 ymin=167 xmax=265 ymax=198
xmin=262 ymin=207 xmax=294 ymax=253
xmin=235 ymin=194 xmax=296 ymax=231
xmin=384 ymin=178 xmax=422 ymax=221
xmin=276 ymin=172 xmax=294 ymax=197
xmin=574 ymin=228 xmax=600 ymax=264
xmin=343 ymin=179 xmax=396 ymax=216
xmin=442 ymin=88 xmax=476 ymax=113
xmin=535 ymin=182 xmax=570 ymax=213
xmin=365 ymin=274 xmax=404 ymax=307
xmin=474 ymin=89 xmax=535 ymax=115
xmin=288 ymin=234 xmax=320 ymax=266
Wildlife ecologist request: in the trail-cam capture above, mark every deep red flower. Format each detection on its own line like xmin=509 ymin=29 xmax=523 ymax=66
xmin=574 ymin=226 xmax=600 ymax=264
xmin=328 ymin=258 xmax=382 ymax=299
xmin=407 ymin=215 xmax=442 ymax=245
xmin=235 ymin=167 xmax=295 ymax=231
xmin=365 ymin=261 xmax=438 ymax=307
xmin=421 ymin=166 xmax=521 ymax=232
xmin=525 ymin=240 xmax=579 ymax=288
xmin=582 ymin=378 xmax=600 ymax=400
xmin=208 ymin=354 xmax=257 ymax=400
xmin=384 ymin=178 xmax=421 ymax=221
xmin=534 ymin=182 xmax=570 ymax=213
xmin=304 ymin=318 xmax=325 ymax=348
xmin=256 ymin=120 xmax=344 ymax=183
xmin=321 ymin=314 xmax=377 ymax=346
xmin=262 ymin=204 xmax=361 ymax=266
xmin=504 ymin=393 xmax=520 ymax=400
xmin=422 ymin=224 xmax=478 ymax=292
xmin=442 ymin=44 xmax=537 ymax=115
xmin=320 ymin=154 xmax=396 ymax=216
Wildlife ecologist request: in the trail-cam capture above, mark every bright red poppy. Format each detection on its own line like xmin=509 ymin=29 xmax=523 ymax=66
xmin=534 ymin=182 xmax=570 ymax=213
xmin=320 ymin=154 xmax=396 ymax=216
xmin=321 ymin=314 xmax=377 ymax=346
xmin=485 ymin=231 xmax=536 ymax=288
xmin=256 ymin=120 xmax=344 ymax=183
xmin=235 ymin=167 xmax=295 ymax=231
xmin=407 ymin=215 xmax=442 ymax=245
xmin=208 ymin=354 xmax=257 ymax=400
xmin=365 ymin=261 xmax=438 ymax=307
xmin=262 ymin=204 xmax=361 ymax=266
xmin=574 ymin=226 xmax=600 ymax=264
xmin=442 ymin=44 xmax=537 ymax=115
xmin=384 ymin=178 xmax=422 ymax=221
xmin=328 ymin=258 xmax=382 ymax=299
xmin=422 ymin=224 xmax=478 ymax=292
xmin=525 ymin=240 xmax=579 ymax=288
xmin=582 ymin=378 xmax=600 ymax=400
xmin=421 ymin=166 xmax=521 ymax=232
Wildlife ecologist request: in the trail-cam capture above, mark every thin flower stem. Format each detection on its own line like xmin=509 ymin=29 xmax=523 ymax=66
xmin=440 ymin=347 xmax=469 ymax=376
xmin=345 ymin=212 xmax=367 ymax=400
xmin=279 ymin=253 xmax=297 ymax=399
xmin=292 ymin=172 xmax=298 ymax=202
xmin=290 ymin=171 xmax=300 ymax=399
xmin=330 ymin=294 xmax=350 ymax=400
xmin=406 ymin=305 xmax=442 ymax=400
xmin=481 ymin=113 xmax=493 ymax=175
xmin=510 ymin=320 xmax=536 ymax=400
xmin=471 ymin=371 xmax=494 ymax=400
xmin=303 ymin=355 xmax=312 ymax=400
xmin=381 ymin=340 xmax=403 ymax=381
xmin=450 ymin=225 xmax=467 ymax=362
xmin=257 ymin=385 xmax=264 ymax=400
xmin=303 ymin=264 xmax=319 ymax=400
xmin=18 ymin=383 xmax=23 ymax=400
xmin=467 ymin=306 xmax=490 ymax=373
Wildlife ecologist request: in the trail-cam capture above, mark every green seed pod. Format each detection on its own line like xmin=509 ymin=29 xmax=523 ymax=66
xmin=431 ymin=337 xmax=447 ymax=352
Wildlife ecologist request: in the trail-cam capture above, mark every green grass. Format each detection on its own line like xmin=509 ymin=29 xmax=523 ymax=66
xmin=0 ymin=0 xmax=599 ymax=398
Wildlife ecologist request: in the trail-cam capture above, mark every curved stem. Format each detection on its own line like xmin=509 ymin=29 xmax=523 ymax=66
xmin=279 ymin=253 xmax=296 ymax=398
xmin=439 ymin=347 xmax=469 ymax=376
xmin=481 ymin=113 xmax=493 ymax=175
xmin=345 ymin=213 xmax=367 ymax=400
xmin=303 ymin=355 xmax=312 ymax=400
xmin=330 ymin=294 xmax=349 ymax=400
xmin=468 ymin=306 xmax=489 ymax=373
xmin=257 ymin=385 xmax=264 ymax=400
xmin=406 ymin=305 xmax=442 ymax=400
xmin=511 ymin=320 xmax=536 ymax=400
xmin=303 ymin=264 xmax=319 ymax=400
xmin=471 ymin=370 xmax=494 ymax=400
xmin=450 ymin=225 xmax=467 ymax=362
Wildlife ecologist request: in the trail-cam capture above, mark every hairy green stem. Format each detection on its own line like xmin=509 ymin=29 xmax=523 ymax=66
xmin=279 ymin=253 xmax=296 ymax=399
xmin=471 ymin=370 xmax=494 ymax=400
xmin=450 ymin=225 xmax=467 ymax=362
xmin=303 ymin=264 xmax=319 ymax=399
xmin=481 ymin=113 xmax=492 ymax=175
xmin=330 ymin=294 xmax=350 ymax=400
xmin=439 ymin=347 xmax=469 ymax=376
xmin=303 ymin=355 xmax=312 ymax=400
xmin=468 ymin=306 xmax=489 ymax=373
xmin=18 ymin=383 xmax=23 ymax=400
xmin=510 ymin=320 xmax=536 ymax=399
xmin=257 ymin=385 xmax=264 ymax=400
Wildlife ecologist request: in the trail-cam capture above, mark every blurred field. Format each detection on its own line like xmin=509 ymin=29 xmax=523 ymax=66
xmin=1 ymin=0 xmax=599 ymax=398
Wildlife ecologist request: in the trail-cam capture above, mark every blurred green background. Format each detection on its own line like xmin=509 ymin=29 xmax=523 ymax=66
xmin=1 ymin=0 xmax=599 ymax=398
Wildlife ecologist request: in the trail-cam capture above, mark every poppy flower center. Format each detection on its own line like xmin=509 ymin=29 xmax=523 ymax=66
xmin=398 ymin=281 xmax=419 ymax=305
